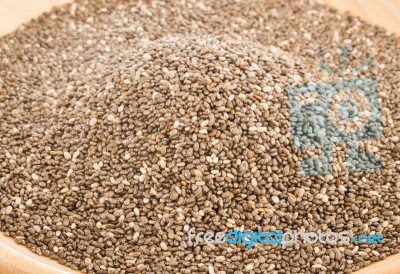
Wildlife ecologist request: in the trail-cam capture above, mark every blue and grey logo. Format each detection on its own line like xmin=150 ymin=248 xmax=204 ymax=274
xmin=287 ymin=48 xmax=382 ymax=176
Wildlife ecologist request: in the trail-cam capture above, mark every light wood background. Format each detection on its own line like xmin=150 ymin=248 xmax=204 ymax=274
xmin=0 ymin=0 xmax=399 ymax=36
xmin=324 ymin=0 xmax=400 ymax=34
xmin=0 ymin=0 xmax=399 ymax=274
xmin=0 ymin=0 xmax=71 ymax=36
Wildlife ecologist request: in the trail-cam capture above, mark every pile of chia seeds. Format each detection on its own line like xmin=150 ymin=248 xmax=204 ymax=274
xmin=0 ymin=0 xmax=399 ymax=273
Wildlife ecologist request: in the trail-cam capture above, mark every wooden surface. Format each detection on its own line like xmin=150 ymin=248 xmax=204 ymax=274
xmin=0 ymin=233 xmax=80 ymax=274
xmin=0 ymin=1 xmax=399 ymax=274
xmin=0 ymin=0 xmax=399 ymax=36
xmin=353 ymin=252 xmax=400 ymax=274
xmin=324 ymin=0 xmax=400 ymax=34
xmin=0 ymin=0 xmax=70 ymax=36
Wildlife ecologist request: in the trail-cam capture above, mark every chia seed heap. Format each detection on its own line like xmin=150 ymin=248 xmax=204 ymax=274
xmin=0 ymin=0 xmax=399 ymax=273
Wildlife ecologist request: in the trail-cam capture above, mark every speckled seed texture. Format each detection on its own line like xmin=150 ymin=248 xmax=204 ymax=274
xmin=0 ymin=0 xmax=399 ymax=273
